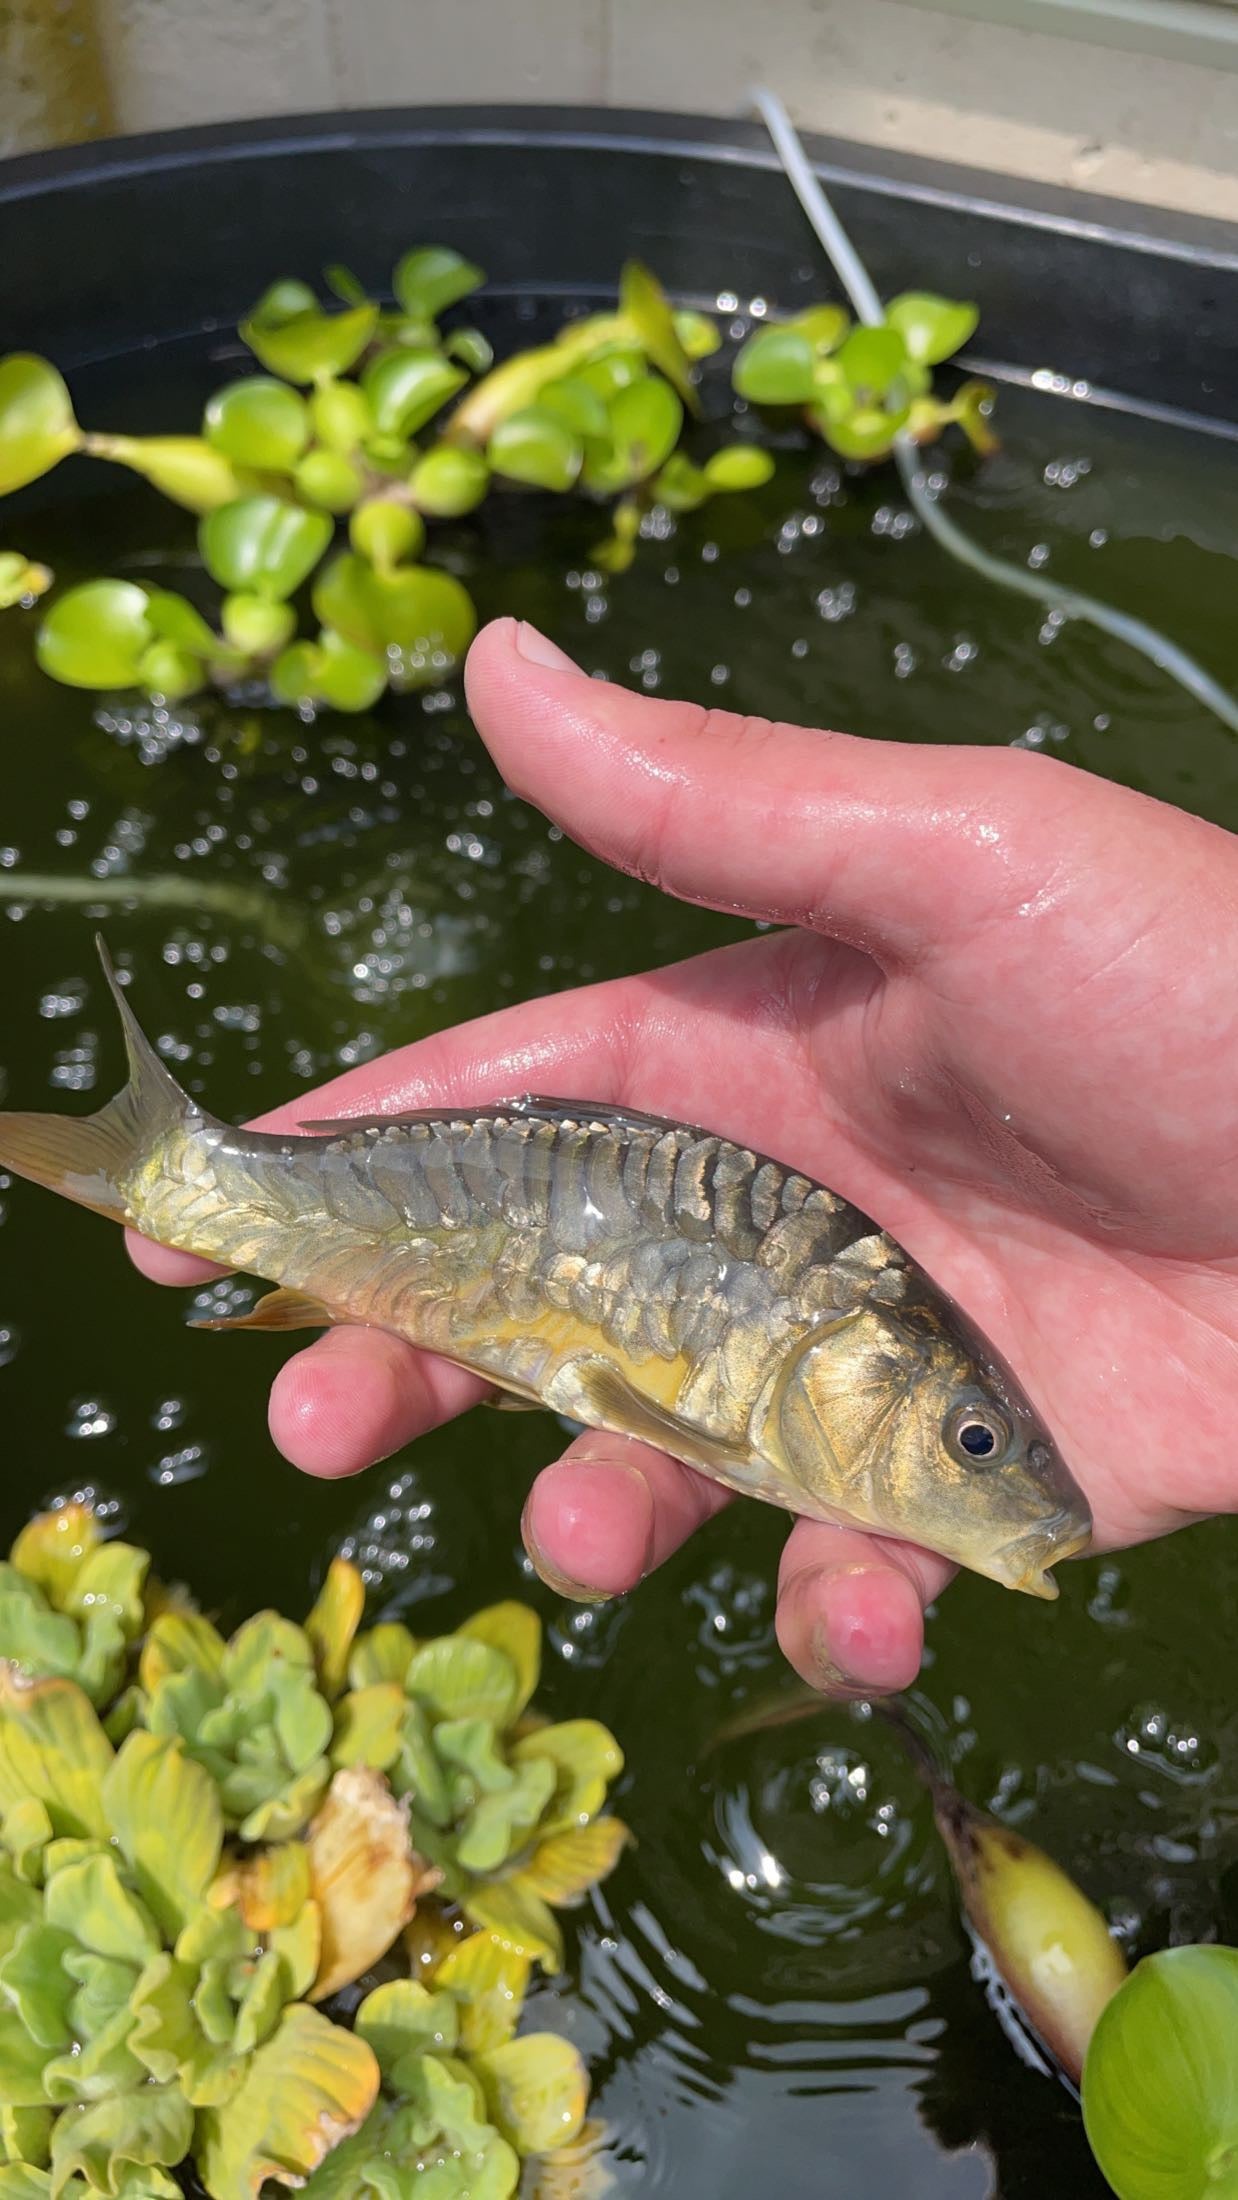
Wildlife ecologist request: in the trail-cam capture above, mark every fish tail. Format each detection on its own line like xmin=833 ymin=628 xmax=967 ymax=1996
xmin=0 ymin=935 xmax=193 ymax=1223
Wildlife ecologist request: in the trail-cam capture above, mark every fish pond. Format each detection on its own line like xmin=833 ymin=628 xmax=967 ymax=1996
xmin=2 ymin=284 xmax=1237 ymax=2197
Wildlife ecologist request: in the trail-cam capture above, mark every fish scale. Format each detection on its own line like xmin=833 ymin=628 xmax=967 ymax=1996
xmin=0 ymin=939 xmax=1093 ymax=1600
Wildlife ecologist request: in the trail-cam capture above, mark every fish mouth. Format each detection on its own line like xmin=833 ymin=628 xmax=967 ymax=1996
xmin=992 ymin=1509 xmax=1094 ymax=1600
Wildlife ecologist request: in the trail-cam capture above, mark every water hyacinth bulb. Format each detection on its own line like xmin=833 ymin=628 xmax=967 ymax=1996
xmin=1082 ymin=1947 xmax=1238 ymax=2199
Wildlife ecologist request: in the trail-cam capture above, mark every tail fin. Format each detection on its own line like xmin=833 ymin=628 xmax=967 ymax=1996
xmin=0 ymin=936 xmax=192 ymax=1223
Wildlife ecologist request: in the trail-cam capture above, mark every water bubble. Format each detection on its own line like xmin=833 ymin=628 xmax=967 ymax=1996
xmin=943 ymin=636 xmax=979 ymax=673
xmin=1027 ymin=543 xmax=1051 ymax=570
xmin=893 ymin=642 xmax=917 ymax=680
xmin=39 ymin=983 xmax=86 ymax=1020
xmin=51 ymin=1037 xmax=99 ymax=1092
xmin=1090 ymin=527 xmax=1109 ymax=548
xmin=710 ymin=665 xmax=730 ymax=687
xmin=150 ymin=1444 xmax=208 ymax=1487
xmin=816 ymin=582 xmax=857 ymax=624
xmin=734 ymin=588 xmax=752 ymax=609
xmin=0 ymin=1324 xmax=19 ymax=1368
xmin=67 ymin=1399 xmax=117 ymax=1440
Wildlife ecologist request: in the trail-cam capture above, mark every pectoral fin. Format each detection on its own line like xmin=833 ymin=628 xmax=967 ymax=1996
xmin=190 ymin=1287 xmax=335 ymax=1334
xmin=550 ymin=1356 xmax=756 ymax=1474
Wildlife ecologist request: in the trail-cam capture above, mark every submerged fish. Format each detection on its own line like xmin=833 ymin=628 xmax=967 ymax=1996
xmin=0 ymin=941 xmax=1091 ymax=1597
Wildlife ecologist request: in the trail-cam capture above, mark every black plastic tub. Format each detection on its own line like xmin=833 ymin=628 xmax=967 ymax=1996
xmin=1 ymin=103 xmax=1236 ymax=428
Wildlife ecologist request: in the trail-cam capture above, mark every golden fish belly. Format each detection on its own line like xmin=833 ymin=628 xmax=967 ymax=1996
xmin=135 ymin=1106 xmax=876 ymax=1512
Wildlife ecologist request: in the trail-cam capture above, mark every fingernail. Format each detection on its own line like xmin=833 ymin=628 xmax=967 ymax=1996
xmin=808 ymin=1624 xmax=869 ymax=1697
xmin=520 ymin=1497 xmax=615 ymax=1604
xmin=514 ymin=621 xmax=580 ymax=674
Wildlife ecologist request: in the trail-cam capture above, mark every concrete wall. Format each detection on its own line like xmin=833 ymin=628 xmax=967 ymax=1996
xmin=2 ymin=0 xmax=1235 ymax=224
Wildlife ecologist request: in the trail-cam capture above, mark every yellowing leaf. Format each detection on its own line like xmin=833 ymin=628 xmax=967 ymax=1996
xmin=330 ymin=1684 xmax=404 ymax=1771
xmin=9 ymin=1509 xmax=99 ymax=1607
xmin=522 ymin=2118 xmax=615 ymax=2198
xmin=437 ymin=1931 xmax=530 ymax=2053
xmin=0 ymin=1673 xmax=112 ymax=1836
xmin=268 ymin=1902 xmax=321 ymax=2003
xmin=463 ymin=1882 xmax=563 ymax=1976
xmin=304 ymin=1560 xmax=365 ymax=1701
xmin=472 ymin=2034 xmax=588 ymax=2154
xmin=213 ymin=1842 xmax=311 ymax=1932
xmin=347 ymin=1623 xmax=417 ymax=1692
xmin=354 ymin=1977 xmax=458 ymax=2081
xmin=139 ymin=1611 xmax=226 ymax=1695
xmin=516 ymin=1820 xmax=632 ymax=1908
xmin=195 ymin=2004 xmax=378 ymax=2200
xmin=457 ymin=1604 xmax=541 ymax=1723
xmin=103 ymin=1732 xmax=223 ymax=1939
xmin=403 ymin=1905 xmax=470 ymax=1983
xmin=306 ymin=1768 xmax=439 ymax=2002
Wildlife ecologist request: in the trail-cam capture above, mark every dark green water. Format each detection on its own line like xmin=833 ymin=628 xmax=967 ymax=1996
xmin=2 ymin=311 xmax=1236 ymax=2197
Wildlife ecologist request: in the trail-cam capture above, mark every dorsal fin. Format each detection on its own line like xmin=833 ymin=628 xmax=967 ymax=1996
xmin=297 ymin=1093 xmax=708 ymax=1140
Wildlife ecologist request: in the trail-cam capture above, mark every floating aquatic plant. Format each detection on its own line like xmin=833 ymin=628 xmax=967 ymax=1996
xmin=1082 ymin=1945 xmax=1238 ymax=2200
xmin=0 ymin=242 xmax=989 ymax=713
xmin=0 ymin=1509 xmax=626 ymax=2200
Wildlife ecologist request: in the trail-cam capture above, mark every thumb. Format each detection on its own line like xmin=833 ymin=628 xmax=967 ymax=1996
xmin=464 ymin=618 xmax=1078 ymax=966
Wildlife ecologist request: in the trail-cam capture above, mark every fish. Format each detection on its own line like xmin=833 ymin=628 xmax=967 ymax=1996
xmin=0 ymin=939 xmax=1091 ymax=1598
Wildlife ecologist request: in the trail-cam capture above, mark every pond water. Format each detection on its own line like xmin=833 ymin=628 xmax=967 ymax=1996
xmin=2 ymin=301 xmax=1236 ymax=2198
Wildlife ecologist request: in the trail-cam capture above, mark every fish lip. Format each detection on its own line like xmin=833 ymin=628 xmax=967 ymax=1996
xmin=994 ymin=1510 xmax=1093 ymax=1598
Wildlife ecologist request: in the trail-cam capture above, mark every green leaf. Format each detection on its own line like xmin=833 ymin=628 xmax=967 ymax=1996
xmin=1082 ymin=1946 xmax=1238 ymax=2199
xmin=811 ymin=402 xmax=907 ymax=462
xmin=457 ymin=1757 xmax=556 ymax=1876
xmin=582 ymin=379 xmax=683 ymax=495
xmin=139 ymin=1612 xmax=226 ymax=1696
xmin=0 ymin=2001 xmax=55 ymax=2108
xmin=512 ymin=1720 xmax=623 ymax=1836
xmin=355 ymin=1978 xmax=457 ymax=2083
xmin=204 ymin=379 xmax=310 ymax=471
xmin=836 ymin=324 xmax=909 ymax=400
xmin=329 ymin=1683 xmax=405 ymax=1770
xmin=135 ymin=643 xmax=203 ymax=704
xmin=35 ymin=581 xmax=152 ymax=691
xmin=292 ymin=451 xmax=363 ymax=514
xmin=361 ymin=350 xmax=467 ymax=439
xmin=404 ymin=1638 xmax=518 ymax=1728
xmin=348 ymin=1625 xmax=417 ymax=1693
xmin=241 ymin=301 xmax=379 ymax=386
xmin=471 ymin=2035 xmax=588 ymax=2155
xmin=86 ymin=434 xmax=248 ymax=513
xmin=488 ymin=409 xmax=582 ymax=494
xmin=49 ymin=2086 xmax=193 ymax=2197
xmin=885 ymin=291 xmax=979 ymax=366
xmin=199 ymin=497 xmax=333 ymax=602
xmin=0 ymin=1674 xmax=112 ymax=1837
xmin=444 ymin=327 xmax=494 ymax=374
xmin=795 ymin=303 xmax=851 ymax=355
xmin=141 ymin=590 xmax=217 ymax=661
xmin=457 ymin=1606 xmax=541 ymax=1723
xmin=220 ymin=593 xmax=296 ymax=656
xmin=536 ymin=379 xmax=610 ymax=443
xmin=348 ymin=500 xmax=424 ymax=573
xmin=0 ymin=356 xmax=79 ymax=494
xmin=671 ymin=309 xmax=721 ymax=360
xmin=393 ymin=247 xmax=484 ymax=323
xmin=618 ymin=262 xmax=698 ymax=415
xmin=10 ymin=1510 xmax=100 ymax=1608
xmin=309 ymin=380 xmax=373 ymax=454
xmin=942 ymin=377 xmax=1000 ymax=457
xmin=196 ymin=2004 xmax=379 ymax=2200
xmin=0 ymin=2105 xmax=52 ymax=2168
xmin=44 ymin=1849 xmax=159 ymax=1969
xmin=0 ymin=2167 xmax=50 ymax=2199
xmin=575 ymin=347 xmax=645 ymax=401
xmin=702 ymin=445 xmax=775 ymax=493
xmin=324 ymin=265 xmax=369 ymax=308
xmin=102 ymin=1733 xmax=222 ymax=1941
xmin=732 ymin=326 xmax=817 ymax=406
xmin=311 ymin=552 xmax=475 ymax=684
xmin=408 ymin=446 xmax=490 ymax=517
xmin=650 ymin=453 xmax=709 ymax=514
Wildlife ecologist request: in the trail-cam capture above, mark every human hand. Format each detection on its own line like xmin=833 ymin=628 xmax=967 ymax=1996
xmin=130 ymin=617 xmax=1238 ymax=1695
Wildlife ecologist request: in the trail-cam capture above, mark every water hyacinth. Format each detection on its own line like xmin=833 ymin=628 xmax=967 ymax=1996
xmin=0 ymin=243 xmax=985 ymax=714
xmin=0 ymin=1510 xmax=627 ymax=2200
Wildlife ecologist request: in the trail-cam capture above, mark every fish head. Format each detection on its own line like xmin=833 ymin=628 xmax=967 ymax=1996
xmin=773 ymin=1291 xmax=1091 ymax=1598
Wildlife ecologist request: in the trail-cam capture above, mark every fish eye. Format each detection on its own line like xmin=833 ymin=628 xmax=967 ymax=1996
xmin=945 ymin=1403 xmax=1010 ymax=1467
